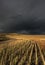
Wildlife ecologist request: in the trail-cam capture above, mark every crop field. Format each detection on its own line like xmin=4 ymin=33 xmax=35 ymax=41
xmin=0 ymin=34 xmax=45 ymax=65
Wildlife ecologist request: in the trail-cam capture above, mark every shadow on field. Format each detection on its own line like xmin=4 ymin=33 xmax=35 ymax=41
xmin=0 ymin=34 xmax=10 ymax=42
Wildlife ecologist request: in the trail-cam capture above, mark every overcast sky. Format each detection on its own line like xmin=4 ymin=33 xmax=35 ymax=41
xmin=0 ymin=0 xmax=45 ymax=34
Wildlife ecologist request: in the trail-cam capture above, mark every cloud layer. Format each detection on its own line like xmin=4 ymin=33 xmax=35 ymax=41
xmin=0 ymin=0 xmax=45 ymax=34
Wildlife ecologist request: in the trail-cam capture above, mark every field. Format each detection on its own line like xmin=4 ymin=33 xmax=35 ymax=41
xmin=0 ymin=33 xmax=45 ymax=65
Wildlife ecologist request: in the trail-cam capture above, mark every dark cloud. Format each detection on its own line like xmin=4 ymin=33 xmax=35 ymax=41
xmin=0 ymin=0 xmax=45 ymax=34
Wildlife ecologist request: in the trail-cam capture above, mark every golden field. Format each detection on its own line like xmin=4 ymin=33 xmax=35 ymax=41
xmin=0 ymin=33 xmax=45 ymax=65
xmin=6 ymin=33 xmax=45 ymax=49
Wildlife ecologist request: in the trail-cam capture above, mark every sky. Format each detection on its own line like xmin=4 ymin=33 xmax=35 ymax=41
xmin=0 ymin=0 xmax=45 ymax=34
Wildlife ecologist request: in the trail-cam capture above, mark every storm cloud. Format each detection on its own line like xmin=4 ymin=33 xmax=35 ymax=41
xmin=0 ymin=0 xmax=45 ymax=34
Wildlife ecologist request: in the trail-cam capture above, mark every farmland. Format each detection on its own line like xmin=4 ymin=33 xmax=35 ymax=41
xmin=0 ymin=34 xmax=45 ymax=65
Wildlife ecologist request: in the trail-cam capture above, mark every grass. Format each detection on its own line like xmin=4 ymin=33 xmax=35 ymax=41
xmin=0 ymin=34 xmax=45 ymax=65
xmin=0 ymin=40 xmax=45 ymax=65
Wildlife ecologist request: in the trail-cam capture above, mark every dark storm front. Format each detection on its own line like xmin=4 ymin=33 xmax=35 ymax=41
xmin=0 ymin=0 xmax=45 ymax=34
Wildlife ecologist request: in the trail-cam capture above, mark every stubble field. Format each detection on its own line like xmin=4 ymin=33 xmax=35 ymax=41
xmin=0 ymin=33 xmax=45 ymax=65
